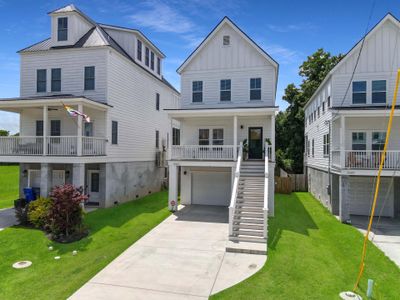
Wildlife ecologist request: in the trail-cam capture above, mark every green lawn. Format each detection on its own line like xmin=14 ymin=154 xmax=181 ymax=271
xmin=212 ymin=193 xmax=400 ymax=300
xmin=0 ymin=191 xmax=170 ymax=300
xmin=0 ymin=165 xmax=19 ymax=209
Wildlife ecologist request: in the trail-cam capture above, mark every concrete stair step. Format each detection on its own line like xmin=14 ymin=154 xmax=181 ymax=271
xmin=230 ymin=235 xmax=266 ymax=244
xmin=226 ymin=240 xmax=267 ymax=255
xmin=235 ymin=207 xmax=263 ymax=213
xmin=234 ymin=217 xmax=264 ymax=224
xmin=233 ymin=228 xmax=264 ymax=237
xmin=233 ymin=223 xmax=264 ymax=230
xmin=236 ymin=212 xmax=264 ymax=218
xmin=236 ymin=202 xmax=263 ymax=208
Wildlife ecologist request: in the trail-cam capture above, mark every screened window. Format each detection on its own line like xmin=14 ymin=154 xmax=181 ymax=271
xmin=84 ymin=66 xmax=95 ymax=90
xmin=250 ymin=78 xmax=261 ymax=100
xmin=155 ymin=130 xmax=159 ymax=148
xmin=212 ymin=129 xmax=224 ymax=145
xmin=372 ymin=80 xmax=386 ymax=104
xmin=172 ymin=128 xmax=180 ymax=145
xmin=223 ymin=35 xmax=230 ymax=45
xmin=156 ymin=93 xmax=160 ymax=111
xmin=36 ymin=120 xmax=43 ymax=136
xmin=323 ymin=134 xmax=330 ymax=157
xmin=352 ymin=81 xmax=367 ymax=104
xmin=112 ymin=121 xmax=118 ymax=145
xmin=37 ymin=69 xmax=46 ymax=92
xmin=57 ymin=17 xmax=68 ymax=41
xmin=199 ymin=129 xmax=209 ymax=145
xmin=372 ymin=132 xmax=386 ymax=150
xmin=192 ymin=81 xmax=203 ymax=103
xmin=220 ymin=79 xmax=231 ymax=101
xmin=157 ymin=57 xmax=161 ymax=75
xmin=150 ymin=52 xmax=155 ymax=70
xmin=51 ymin=68 xmax=61 ymax=92
xmin=145 ymin=47 xmax=150 ymax=67
xmin=51 ymin=120 xmax=61 ymax=136
xmin=352 ymin=132 xmax=366 ymax=150
xmin=137 ymin=40 xmax=142 ymax=61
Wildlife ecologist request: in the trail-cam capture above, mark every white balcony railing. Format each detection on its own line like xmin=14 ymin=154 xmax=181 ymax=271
xmin=0 ymin=136 xmax=107 ymax=156
xmin=331 ymin=150 xmax=400 ymax=169
xmin=171 ymin=145 xmax=236 ymax=160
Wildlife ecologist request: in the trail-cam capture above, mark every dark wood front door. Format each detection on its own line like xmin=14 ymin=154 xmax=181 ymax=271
xmin=248 ymin=127 xmax=263 ymax=159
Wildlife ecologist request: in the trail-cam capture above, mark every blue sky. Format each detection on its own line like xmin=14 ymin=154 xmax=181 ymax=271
xmin=0 ymin=0 xmax=398 ymax=133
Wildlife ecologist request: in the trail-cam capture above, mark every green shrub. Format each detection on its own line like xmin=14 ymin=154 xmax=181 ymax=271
xmin=28 ymin=197 xmax=53 ymax=230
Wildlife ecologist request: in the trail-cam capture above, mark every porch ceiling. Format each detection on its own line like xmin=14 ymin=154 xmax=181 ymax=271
xmin=166 ymin=106 xmax=278 ymax=118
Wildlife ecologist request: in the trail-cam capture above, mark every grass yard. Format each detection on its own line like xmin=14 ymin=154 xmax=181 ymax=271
xmin=0 ymin=165 xmax=19 ymax=209
xmin=0 ymin=191 xmax=170 ymax=300
xmin=212 ymin=193 xmax=400 ymax=300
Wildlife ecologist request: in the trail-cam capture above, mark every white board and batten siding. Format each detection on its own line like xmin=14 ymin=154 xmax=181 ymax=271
xmin=180 ymin=23 xmax=276 ymax=109
xmin=107 ymin=49 xmax=179 ymax=161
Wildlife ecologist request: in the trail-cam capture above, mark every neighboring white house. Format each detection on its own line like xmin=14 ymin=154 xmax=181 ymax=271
xmin=0 ymin=4 xmax=179 ymax=207
xmin=167 ymin=17 xmax=278 ymax=248
xmin=304 ymin=13 xmax=400 ymax=222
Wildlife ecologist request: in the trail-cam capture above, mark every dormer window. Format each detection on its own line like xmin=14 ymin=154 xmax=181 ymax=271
xmin=223 ymin=35 xmax=230 ymax=46
xmin=57 ymin=17 xmax=68 ymax=41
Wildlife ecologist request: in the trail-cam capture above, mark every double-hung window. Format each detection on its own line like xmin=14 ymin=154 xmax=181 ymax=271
xmin=323 ymin=133 xmax=330 ymax=157
xmin=157 ymin=57 xmax=161 ymax=75
xmin=37 ymin=69 xmax=47 ymax=93
xmin=372 ymin=132 xmax=386 ymax=150
xmin=57 ymin=17 xmax=68 ymax=41
xmin=112 ymin=121 xmax=118 ymax=145
xmin=212 ymin=129 xmax=224 ymax=145
xmin=322 ymin=101 xmax=326 ymax=113
xmin=372 ymin=80 xmax=386 ymax=104
xmin=192 ymin=81 xmax=203 ymax=103
xmin=51 ymin=68 xmax=61 ymax=92
xmin=84 ymin=66 xmax=95 ymax=90
xmin=352 ymin=132 xmax=366 ymax=150
xmin=250 ymin=78 xmax=261 ymax=100
xmin=172 ymin=128 xmax=180 ymax=145
xmin=156 ymin=93 xmax=160 ymax=111
xmin=352 ymin=81 xmax=367 ymax=104
xmin=220 ymin=79 xmax=231 ymax=101
xmin=150 ymin=52 xmax=155 ymax=70
xmin=145 ymin=47 xmax=150 ymax=67
xmin=36 ymin=120 xmax=44 ymax=136
xmin=137 ymin=40 xmax=142 ymax=61
xmin=199 ymin=129 xmax=209 ymax=145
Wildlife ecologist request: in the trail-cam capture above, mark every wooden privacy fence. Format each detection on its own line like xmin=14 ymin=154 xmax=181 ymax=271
xmin=275 ymin=174 xmax=308 ymax=194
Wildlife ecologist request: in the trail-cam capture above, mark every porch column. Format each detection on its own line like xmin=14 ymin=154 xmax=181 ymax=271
xmin=339 ymin=175 xmax=350 ymax=222
xmin=233 ymin=115 xmax=238 ymax=161
xmin=77 ymin=104 xmax=83 ymax=156
xmin=40 ymin=163 xmax=51 ymax=197
xmin=168 ymin=163 xmax=178 ymax=211
xmin=340 ymin=115 xmax=345 ymax=168
xmin=168 ymin=118 xmax=173 ymax=160
xmin=43 ymin=105 xmax=48 ymax=156
xmin=73 ymin=163 xmax=85 ymax=189
xmin=271 ymin=114 xmax=275 ymax=161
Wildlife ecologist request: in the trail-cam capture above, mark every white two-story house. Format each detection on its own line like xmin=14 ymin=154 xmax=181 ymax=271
xmin=305 ymin=13 xmax=400 ymax=222
xmin=166 ymin=17 xmax=278 ymax=248
xmin=0 ymin=4 xmax=179 ymax=207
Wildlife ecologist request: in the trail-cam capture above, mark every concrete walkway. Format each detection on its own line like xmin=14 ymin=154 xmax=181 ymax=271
xmin=0 ymin=208 xmax=17 ymax=231
xmin=352 ymin=216 xmax=400 ymax=268
xmin=70 ymin=205 xmax=266 ymax=299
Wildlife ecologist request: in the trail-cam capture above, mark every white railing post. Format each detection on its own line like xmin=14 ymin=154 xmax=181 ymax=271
xmin=77 ymin=104 xmax=83 ymax=156
xmin=43 ymin=105 xmax=48 ymax=156
xmin=263 ymin=142 xmax=269 ymax=239
xmin=340 ymin=115 xmax=345 ymax=168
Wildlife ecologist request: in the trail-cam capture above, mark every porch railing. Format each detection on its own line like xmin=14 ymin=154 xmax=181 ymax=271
xmin=171 ymin=145 xmax=236 ymax=160
xmin=331 ymin=150 xmax=400 ymax=169
xmin=0 ymin=136 xmax=107 ymax=156
xmin=229 ymin=142 xmax=243 ymax=236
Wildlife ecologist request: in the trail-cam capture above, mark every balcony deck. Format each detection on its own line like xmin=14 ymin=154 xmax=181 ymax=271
xmin=332 ymin=150 xmax=400 ymax=170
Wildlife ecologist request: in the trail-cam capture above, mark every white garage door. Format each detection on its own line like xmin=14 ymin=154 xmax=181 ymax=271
xmin=349 ymin=177 xmax=394 ymax=217
xmin=192 ymin=171 xmax=231 ymax=206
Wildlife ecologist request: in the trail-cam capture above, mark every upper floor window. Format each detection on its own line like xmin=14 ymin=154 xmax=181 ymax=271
xmin=372 ymin=132 xmax=386 ymax=150
xmin=352 ymin=132 xmax=366 ymax=150
xmin=250 ymin=78 xmax=261 ymax=100
xmin=50 ymin=120 xmax=61 ymax=136
xmin=84 ymin=66 xmax=95 ymax=90
xmin=157 ymin=57 xmax=161 ymax=75
xmin=155 ymin=130 xmax=159 ymax=149
xmin=372 ymin=80 xmax=386 ymax=104
xmin=327 ymin=96 xmax=331 ymax=107
xmin=192 ymin=81 xmax=203 ymax=103
xmin=212 ymin=129 xmax=224 ymax=145
xmin=145 ymin=47 xmax=150 ymax=67
xmin=220 ymin=79 xmax=231 ymax=101
xmin=36 ymin=120 xmax=43 ymax=136
xmin=36 ymin=69 xmax=47 ymax=93
xmin=323 ymin=133 xmax=330 ymax=157
xmin=172 ymin=128 xmax=180 ymax=145
xmin=84 ymin=122 xmax=93 ymax=137
xmin=311 ymin=139 xmax=315 ymax=157
xmin=51 ymin=68 xmax=61 ymax=92
xmin=112 ymin=121 xmax=118 ymax=145
xmin=57 ymin=17 xmax=68 ymax=41
xmin=156 ymin=93 xmax=160 ymax=111
xmin=150 ymin=52 xmax=155 ymax=70
xmin=322 ymin=101 xmax=326 ymax=113
xmin=199 ymin=129 xmax=209 ymax=145
xmin=352 ymin=81 xmax=366 ymax=104
xmin=137 ymin=40 xmax=142 ymax=61
xmin=317 ymin=106 xmax=320 ymax=118
xmin=223 ymin=35 xmax=230 ymax=46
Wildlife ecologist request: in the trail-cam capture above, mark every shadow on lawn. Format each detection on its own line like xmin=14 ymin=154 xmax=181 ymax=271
xmin=268 ymin=193 xmax=318 ymax=251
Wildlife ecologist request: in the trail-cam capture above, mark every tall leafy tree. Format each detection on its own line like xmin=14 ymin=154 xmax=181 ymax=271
xmin=276 ymin=49 xmax=342 ymax=173
xmin=0 ymin=130 xmax=9 ymax=136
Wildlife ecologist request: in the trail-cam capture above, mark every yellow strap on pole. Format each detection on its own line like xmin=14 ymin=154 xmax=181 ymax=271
xmin=353 ymin=68 xmax=400 ymax=291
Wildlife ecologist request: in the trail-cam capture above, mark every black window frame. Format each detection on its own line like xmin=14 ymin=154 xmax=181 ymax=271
xmin=156 ymin=93 xmax=160 ymax=111
xmin=323 ymin=133 xmax=330 ymax=157
xmin=250 ymin=78 xmax=261 ymax=100
xmin=198 ymin=129 xmax=209 ymax=145
xmin=312 ymin=139 xmax=315 ymax=157
xmin=57 ymin=17 xmax=68 ymax=41
xmin=112 ymin=121 xmax=118 ymax=145
xmin=220 ymin=79 xmax=231 ymax=101
xmin=50 ymin=120 xmax=61 ymax=136
xmin=51 ymin=68 xmax=61 ymax=92
xmin=212 ymin=128 xmax=224 ymax=145
xmin=145 ymin=47 xmax=150 ymax=67
xmin=352 ymin=132 xmax=367 ymax=150
xmin=352 ymin=81 xmax=367 ymax=104
xmin=37 ymin=69 xmax=47 ymax=93
xmin=192 ymin=81 xmax=203 ymax=103
xmin=137 ymin=40 xmax=142 ymax=61
xmin=36 ymin=120 xmax=43 ymax=136
xmin=223 ymin=35 xmax=230 ymax=46
xmin=150 ymin=51 xmax=155 ymax=70
xmin=372 ymin=80 xmax=386 ymax=104
xmin=84 ymin=66 xmax=95 ymax=91
xmin=172 ymin=128 xmax=180 ymax=145
xmin=157 ymin=57 xmax=161 ymax=75
xmin=155 ymin=130 xmax=159 ymax=149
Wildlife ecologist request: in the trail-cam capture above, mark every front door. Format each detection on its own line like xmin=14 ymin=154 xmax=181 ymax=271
xmin=87 ymin=170 xmax=100 ymax=203
xmin=248 ymin=127 xmax=263 ymax=159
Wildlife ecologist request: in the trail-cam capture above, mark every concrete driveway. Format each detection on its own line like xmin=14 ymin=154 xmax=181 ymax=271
xmin=0 ymin=208 xmax=17 ymax=231
xmin=352 ymin=216 xmax=400 ymax=268
xmin=70 ymin=205 xmax=266 ymax=299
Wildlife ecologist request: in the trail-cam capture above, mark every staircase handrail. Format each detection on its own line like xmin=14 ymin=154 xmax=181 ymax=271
xmin=229 ymin=142 xmax=243 ymax=236
xmin=263 ymin=142 xmax=269 ymax=239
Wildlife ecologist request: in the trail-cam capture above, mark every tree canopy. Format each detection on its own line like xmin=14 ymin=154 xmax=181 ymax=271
xmin=0 ymin=130 xmax=9 ymax=136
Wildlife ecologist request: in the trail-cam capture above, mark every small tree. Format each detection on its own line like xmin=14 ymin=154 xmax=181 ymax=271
xmin=0 ymin=130 xmax=9 ymax=136
xmin=49 ymin=185 xmax=89 ymax=240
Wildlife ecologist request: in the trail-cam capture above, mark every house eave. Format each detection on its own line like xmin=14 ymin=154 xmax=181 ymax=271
xmin=165 ymin=106 xmax=278 ymax=118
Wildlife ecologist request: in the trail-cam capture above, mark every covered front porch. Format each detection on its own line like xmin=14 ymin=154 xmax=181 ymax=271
xmin=0 ymin=96 xmax=109 ymax=158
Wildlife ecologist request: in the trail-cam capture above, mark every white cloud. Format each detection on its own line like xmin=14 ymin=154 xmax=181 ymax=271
xmin=264 ymin=44 xmax=302 ymax=65
xmin=0 ymin=112 xmax=19 ymax=134
xmin=267 ymin=23 xmax=316 ymax=33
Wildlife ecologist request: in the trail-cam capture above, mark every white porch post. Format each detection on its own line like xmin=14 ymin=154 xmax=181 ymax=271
xmin=168 ymin=163 xmax=178 ymax=211
xmin=77 ymin=104 xmax=83 ymax=156
xmin=73 ymin=163 xmax=85 ymax=189
xmin=40 ymin=163 xmax=51 ymax=197
xmin=340 ymin=115 xmax=345 ymax=168
xmin=233 ymin=115 xmax=238 ymax=161
xmin=43 ymin=105 xmax=48 ymax=156
xmin=271 ymin=114 xmax=275 ymax=161
xmin=168 ymin=118 xmax=173 ymax=160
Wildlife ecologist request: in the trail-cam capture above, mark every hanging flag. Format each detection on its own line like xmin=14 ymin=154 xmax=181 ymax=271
xmin=63 ymin=105 xmax=91 ymax=123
